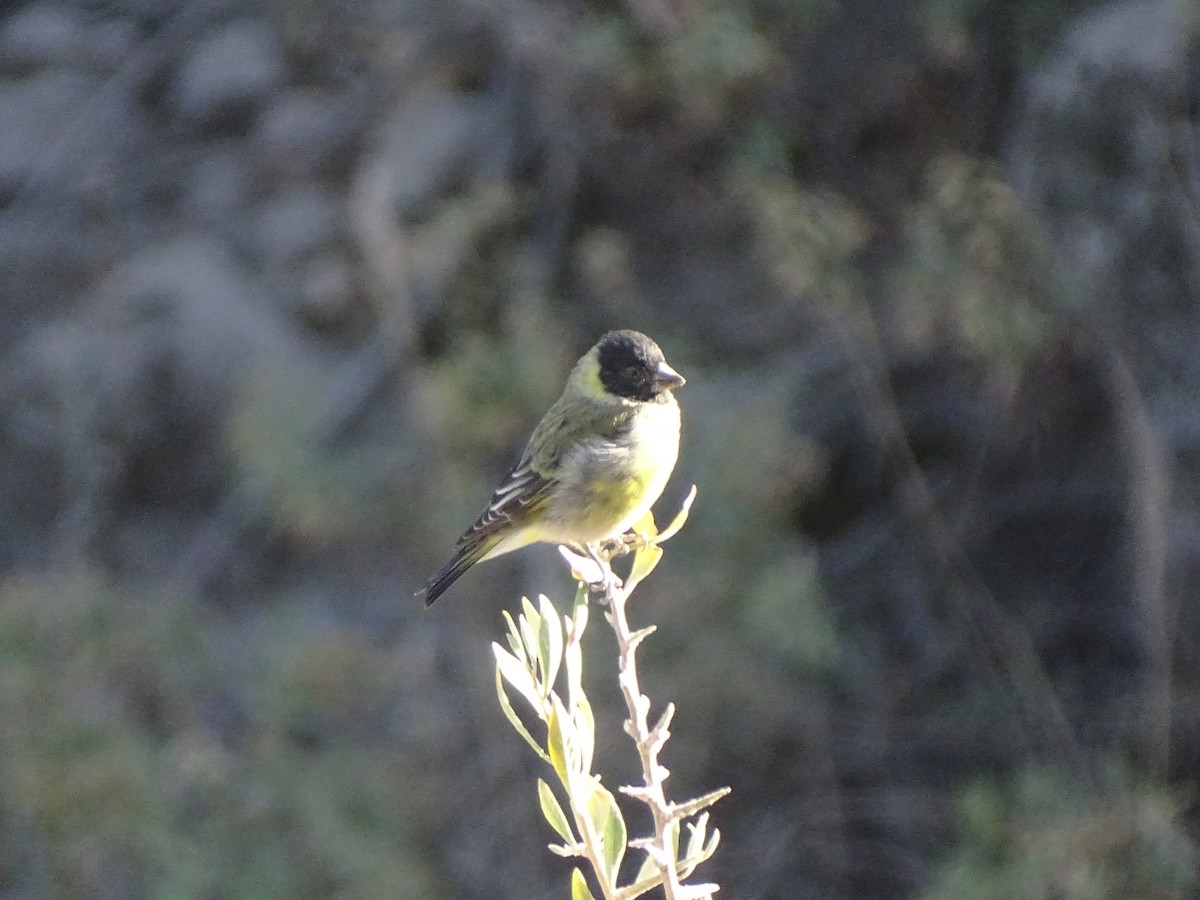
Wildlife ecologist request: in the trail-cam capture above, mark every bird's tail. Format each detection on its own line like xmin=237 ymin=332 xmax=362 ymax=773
xmin=417 ymin=538 xmax=496 ymax=606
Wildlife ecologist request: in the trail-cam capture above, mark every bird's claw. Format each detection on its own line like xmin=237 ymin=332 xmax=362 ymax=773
xmin=598 ymin=537 xmax=627 ymax=559
xmin=599 ymin=530 xmax=653 ymax=559
xmin=584 ymin=543 xmax=623 ymax=600
xmin=624 ymin=530 xmax=653 ymax=552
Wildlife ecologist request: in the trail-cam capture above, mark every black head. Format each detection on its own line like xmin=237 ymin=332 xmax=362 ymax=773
xmin=595 ymin=330 xmax=684 ymax=401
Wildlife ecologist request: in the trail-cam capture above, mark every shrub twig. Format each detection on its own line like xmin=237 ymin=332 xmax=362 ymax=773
xmin=493 ymin=486 xmax=730 ymax=900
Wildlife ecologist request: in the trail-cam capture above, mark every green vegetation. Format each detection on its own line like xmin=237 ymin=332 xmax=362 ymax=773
xmin=2 ymin=0 xmax=1197 ymax=896
xmin=493 ymin=494 xmax=729 ymax=899
xmin=0 ymin=569 xmax=437 ymax=899
xmin=927 ymin=764 xmax=1198 ymax=900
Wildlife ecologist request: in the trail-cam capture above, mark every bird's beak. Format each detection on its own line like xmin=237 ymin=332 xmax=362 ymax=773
xmin=655 ymin=360 xmax=685 ymax=391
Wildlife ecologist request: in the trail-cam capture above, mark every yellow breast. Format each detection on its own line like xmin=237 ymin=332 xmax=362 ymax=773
xmin=561 ymin=396 xmax=681 ymax=542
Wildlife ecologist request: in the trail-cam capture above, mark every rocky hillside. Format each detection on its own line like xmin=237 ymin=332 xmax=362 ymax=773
xmin=1 ymin=0 xmax=1198 ymax=897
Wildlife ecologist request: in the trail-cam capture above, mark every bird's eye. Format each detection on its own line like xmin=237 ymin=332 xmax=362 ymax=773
xmin=623 ymin=365 xmax=644 ymax=383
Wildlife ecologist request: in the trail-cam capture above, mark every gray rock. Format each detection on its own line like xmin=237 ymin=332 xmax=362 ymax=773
xmin=1006 ymin=0 xmax=1200 ymax=440
xmin=296 ymin=251 xmax=360 ymax=332
xmin=367 ymin=88 xmax=492 ymax=219
xmin=0 ymin=3 xmax=87 ymax=71
xmin=0 ymin=205 xmax=102 ymax=351
xmin=0 ymin=70 xmax=95 ymax=190
xmin=81 ymin=17 xmax=141 ymax=72
xmin=93 ymin=234 xmax=316 ymax=395
xmin=254 ymin=87 xmax=350 ymax=180
xmin=1057 ymin=0 xmax=1193 ymax=82
xmin=0 ymin=66 xmax=142 ymax=331
xmin=1007 ymin=0 xmax=1198 ymax=301
xmin=0 ymin=232 xmax=326 ymax=564
xmin=173 ymin=19 xmax=285 ymax=128
xmin=0 ymin=4 xmax=137 ymax=72
xmin=0 ymin=68 xmax=140 ymax=195
xmin=183 ymin=144 xmax=255 ymax=221
xmin=253 ymin=185 xmax=343 ymax=266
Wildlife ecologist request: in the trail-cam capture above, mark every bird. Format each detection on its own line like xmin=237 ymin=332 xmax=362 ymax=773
xmin=418 ymin=329 xmax=685 ymax=605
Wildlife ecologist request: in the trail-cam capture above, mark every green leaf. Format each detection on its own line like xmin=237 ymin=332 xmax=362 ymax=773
xmin=678 ymin=823 xmax=722 ymax=880
xmin=565 ymin=632 xmax=583 ymax=708
xmin=633 ymin=852 xmax=661 ymax=886
xmin=564 ymin=628 xmax=583 ymax=700
xmin=538 ymin=778 xmax=575 ymax=844
xmin=502 ymin=609 xmax=525 ymax=662
xmin=570 ymin=594 xmax=589 ymax=638
xmin=519 ymin=596 xmax=541 ymax=662
xmin=657 ymin=484 xmax=697 ymax=542
xmin=547 ymin=697 xmax=570 ymax=784
xmin=538 ymin=594 xmax=564 ymax=697
xmin=615 ymin=866 xmax=664 ymax=900
xmin=684 ymin=812 xmax=708 ymax=862
xmin=571 ymin=868 xmax=597 ymax=900
xmin=565 ymin=614 xmax=585 ymax=711
xmin=588 ymin=783 xmax=627 ymax=886
xmin=631 ymin=508 xmax=658 ymax=538
xmin=574 ymin=691 xmax=596 ymax=776
xmin=493 ymin=667 xmax=550 ymax=763
xmin=493 ymin=643 xmax=544 ymax=715
xmin=625 ymin=543 xmax=663 ymax=592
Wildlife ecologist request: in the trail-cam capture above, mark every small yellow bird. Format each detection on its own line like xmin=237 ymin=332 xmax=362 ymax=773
xmin=418 ymin=330 xmax=685 ymax=605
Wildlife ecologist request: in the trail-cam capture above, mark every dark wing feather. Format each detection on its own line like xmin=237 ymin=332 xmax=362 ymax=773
xmin=418 ymin=461 xmax=556 ymax=606
xmin=456 ymin=460 xmax=555 ymax=546
xmin=419 ymin=389 xmax=621 ymax=605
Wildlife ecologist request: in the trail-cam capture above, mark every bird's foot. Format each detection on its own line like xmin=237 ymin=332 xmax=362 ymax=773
xmin=624 ymin=529 xmax=654 ymax=552
xmin=599 ymin=529 xmax=653 ymax=560
xmin=598 ymin=536 xmax=627 ymax=559
xmin=584 ymin=543 xmax=623 ymax=600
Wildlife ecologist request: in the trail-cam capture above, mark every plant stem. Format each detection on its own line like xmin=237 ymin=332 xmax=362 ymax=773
xmin=601 ymin=570 xmax=682 ymax=900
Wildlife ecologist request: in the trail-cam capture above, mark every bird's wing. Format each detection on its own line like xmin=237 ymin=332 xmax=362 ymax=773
xmin=455 ymin=459 xmax=556 ymax=548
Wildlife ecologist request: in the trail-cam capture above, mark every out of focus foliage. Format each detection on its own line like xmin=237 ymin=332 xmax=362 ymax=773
xmin=927 ymin=764 xmax=1197 ymax=899
xmin=0 ymin=569 xmax=437 ymax=898
xmin=1 ymin=0 xmax=1198 ymax=897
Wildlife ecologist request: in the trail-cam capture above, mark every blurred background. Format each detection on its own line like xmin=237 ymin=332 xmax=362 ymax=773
xmin=1 ymin=0 xmax=1199 ymax=896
